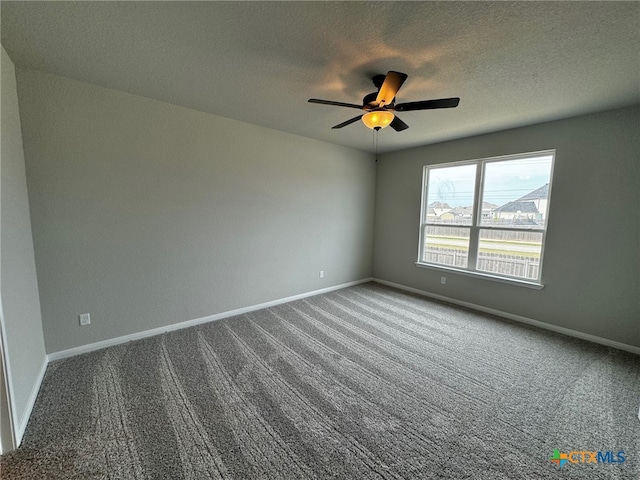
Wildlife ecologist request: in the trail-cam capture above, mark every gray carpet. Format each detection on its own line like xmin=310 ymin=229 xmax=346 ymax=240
xmin=2 ymin=282 xmax=639 ymax=479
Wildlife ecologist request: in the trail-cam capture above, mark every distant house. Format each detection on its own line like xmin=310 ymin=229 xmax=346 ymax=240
xmin=450 ymin=206 xmax=473 ymax=216
xmin=439 ymin=211 xmax=456 ymax=222
xmin=426 ymin=202 xmax=452 ymax=221
xmin=428 ymin=202 xmax=452 ymax=217
xmin=492 ymin=184 xmax=549 ymax=224
xmin=517 ymin=184 xmax=548 ymax=217
xmin=450 ymin=206 xmax=473 ymax=223
xmin=492 ymin=201 xmax=539 ymax=223
xmin=427 ymin=203 xmax=476 ymax=223
xmin=481 ymin=202 xmax=498 ymax=220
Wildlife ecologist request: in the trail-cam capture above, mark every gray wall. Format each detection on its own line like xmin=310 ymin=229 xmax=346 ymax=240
xmin=373 ymin=106 xmax=640 ymax=348
xmin=16 ymin=69 xmax=376 ymax=354
xmin=0 ymin=48 xmax=47 ymax=430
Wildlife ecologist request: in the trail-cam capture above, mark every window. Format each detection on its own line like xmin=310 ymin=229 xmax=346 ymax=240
xmin=417 ymin=150 xmax=554 ymax=285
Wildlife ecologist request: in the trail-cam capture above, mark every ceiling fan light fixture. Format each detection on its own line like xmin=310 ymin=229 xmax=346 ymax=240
xmin=362 ymin=110 xmax=394 ymax=130
xmin=309 ymin=71 xmax=459 ymax=132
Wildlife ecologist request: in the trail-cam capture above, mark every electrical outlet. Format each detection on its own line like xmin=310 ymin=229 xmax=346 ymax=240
xmin=440 ymin=276 xmax=447 ymax=285
xmin=79 ymin=313 xmax=91 ymax=326
xmin=319 ymin=270 xmax=325 ymax=279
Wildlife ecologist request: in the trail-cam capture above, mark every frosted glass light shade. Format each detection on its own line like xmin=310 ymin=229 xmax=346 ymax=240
xmin=362 ymin=110 xmax=394 ymax=130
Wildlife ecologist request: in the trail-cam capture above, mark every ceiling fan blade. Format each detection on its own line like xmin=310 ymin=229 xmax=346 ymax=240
xmin=390 ymin=116 xmax=409 ymax=132
xmin=394 ymin=97 xmax=460 ymax=112
xmin=332 ymin=115 xmax=363 ymax=129
xmin=375 ymin=71 xmax=408 ymax=106
xmin=308 ymin=99 xmax=363 ymax=109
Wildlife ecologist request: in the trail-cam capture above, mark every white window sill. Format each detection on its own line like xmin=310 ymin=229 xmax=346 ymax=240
xmin=415 ymin=262 xmax=544 ymax=290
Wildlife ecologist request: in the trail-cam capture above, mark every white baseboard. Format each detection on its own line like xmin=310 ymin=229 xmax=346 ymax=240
xmin=15 ymin=354 xmax=48 ymax=446
xmin=372 ymin=278 xmax=640 ymax=356
xmin=48 ymin=278 xmax=374 ymax=362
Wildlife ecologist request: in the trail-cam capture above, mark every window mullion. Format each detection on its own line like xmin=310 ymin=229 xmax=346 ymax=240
xmin=468 ymin=227 xmax=478 ymax=270
xmin=467 ymin=161 xmax=484 ymax=271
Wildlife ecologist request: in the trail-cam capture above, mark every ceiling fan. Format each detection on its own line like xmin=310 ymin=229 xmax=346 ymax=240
xmin=308 ymin=71 xmax=459 ymax=132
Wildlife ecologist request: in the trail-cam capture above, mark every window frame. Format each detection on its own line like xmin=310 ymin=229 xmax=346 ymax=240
xmin=416 ymin=150 xmax=555 ymax=288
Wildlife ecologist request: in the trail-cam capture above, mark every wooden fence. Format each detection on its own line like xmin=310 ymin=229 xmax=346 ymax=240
xmin=423 ymin=248 xmax=540 ymax=280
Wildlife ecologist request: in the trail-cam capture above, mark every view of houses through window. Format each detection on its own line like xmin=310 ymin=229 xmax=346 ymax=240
xmin=418 ymin=151 xmax=554 ymax=282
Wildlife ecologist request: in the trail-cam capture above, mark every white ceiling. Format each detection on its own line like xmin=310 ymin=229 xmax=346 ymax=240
xmin=2 ymin=1 xmax=639 ymax=153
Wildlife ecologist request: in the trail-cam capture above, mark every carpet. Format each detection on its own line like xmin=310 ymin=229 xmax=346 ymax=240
xmin=2 ymin=282 xmax=639 ymax=479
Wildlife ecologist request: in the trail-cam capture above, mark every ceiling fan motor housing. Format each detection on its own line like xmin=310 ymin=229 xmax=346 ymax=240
xmin=372 ymin=74 xmax=386 ymax=89
xmin=363 ymin=91 xmax=380 ymax=109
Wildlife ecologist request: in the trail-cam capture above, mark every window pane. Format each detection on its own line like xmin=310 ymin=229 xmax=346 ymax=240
xmin=423 ymin=225 xmax=470 ymax=268
xmin=426 ymin=164 xmax=476 ymax=225
xmin=480 ymin=155 xmax=552 ymax=229
xmin=476 ymin=229 xmax=543 ymax=280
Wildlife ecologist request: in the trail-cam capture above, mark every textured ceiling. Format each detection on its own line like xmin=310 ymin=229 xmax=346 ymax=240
xmin=2 ymin=1 xmax=639 ymax=153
